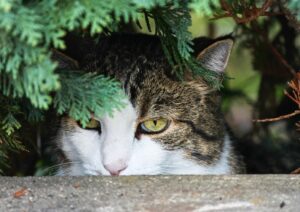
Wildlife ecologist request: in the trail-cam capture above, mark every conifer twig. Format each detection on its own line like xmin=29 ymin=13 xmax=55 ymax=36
xmin=253 ymin=110 xmax=300 ymax=123
xmin=265 ymin=42 xmax=298 ymax=77
xmin=219 ymin=0 xmax=273 ymax=24
xmin=254 ymin=73 xmax=300 ymax=123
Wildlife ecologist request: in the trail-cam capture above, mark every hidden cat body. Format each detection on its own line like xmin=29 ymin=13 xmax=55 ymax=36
xmin=53 ymin=33 xmax=245 ymax=176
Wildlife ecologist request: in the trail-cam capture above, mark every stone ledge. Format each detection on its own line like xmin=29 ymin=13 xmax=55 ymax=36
xmin=0 ymin=175 xmax=299 ymax=212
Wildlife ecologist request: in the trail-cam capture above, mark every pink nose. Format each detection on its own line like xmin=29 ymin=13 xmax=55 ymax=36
xmin=104 ymin=162 xmax=128 ymax=176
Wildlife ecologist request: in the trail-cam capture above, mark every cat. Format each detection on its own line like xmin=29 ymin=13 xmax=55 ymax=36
xmin=52 ymin=33 xmax=245 ymax=176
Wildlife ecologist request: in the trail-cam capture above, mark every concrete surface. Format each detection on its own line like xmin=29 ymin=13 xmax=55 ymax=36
xmin=0 ymin=175 xmax=299 ymax=212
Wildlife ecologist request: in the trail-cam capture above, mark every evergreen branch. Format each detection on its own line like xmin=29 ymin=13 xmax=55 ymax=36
xmin=1 ymin=113 xmax=21 ymax=136
xmin=152 ymin=2 xmax=221 ymax=87
xmin=288 ymin=0 xmax=300 ymax=21
xmin=53 ymin=70 xmax=126 ymax=128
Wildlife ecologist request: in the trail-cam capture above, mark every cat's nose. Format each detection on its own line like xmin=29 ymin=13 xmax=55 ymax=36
xmin=104 ymin=162 xmax=128 ymax=176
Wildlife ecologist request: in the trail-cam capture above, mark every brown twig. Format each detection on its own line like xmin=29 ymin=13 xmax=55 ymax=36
xmin=212 ymin=12 xmax=283 ymax=21
xmin=220 ymin=0 xmax=273 ymax=24
xmin=254 ymin=110 xmax=300 ymax=122
xmin=284 ymin=90 xmax=299 ymax=105
xmin=266 ymin=43 xmax=298 ymax=77
xmin=254 ymin=73 xmax=300 ymax=123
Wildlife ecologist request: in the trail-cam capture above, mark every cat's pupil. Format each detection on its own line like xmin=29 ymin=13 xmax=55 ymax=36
xmin=153 ymin=120 xmax=157 ymax=126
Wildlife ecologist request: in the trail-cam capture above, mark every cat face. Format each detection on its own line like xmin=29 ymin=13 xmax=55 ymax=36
xmin=54 ymin=34 xmax=241 ymax=175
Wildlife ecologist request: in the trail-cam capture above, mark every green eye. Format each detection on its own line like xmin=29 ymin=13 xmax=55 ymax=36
xmin=140 ymin=118 xmax=169 ymax=134
xmin=78 ymin=118 xmax=100 ymax=130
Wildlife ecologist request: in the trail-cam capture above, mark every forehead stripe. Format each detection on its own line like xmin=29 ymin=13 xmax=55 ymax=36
xmin=126 ymin=68 xmax=147 ymax=106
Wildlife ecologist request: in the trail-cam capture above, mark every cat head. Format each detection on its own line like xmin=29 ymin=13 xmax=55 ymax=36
xmin=53 ymin=34 xmax=236 ymax=176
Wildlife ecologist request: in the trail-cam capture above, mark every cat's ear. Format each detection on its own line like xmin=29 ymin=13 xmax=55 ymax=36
xmin=51 ymin=49 xmax=79 ymax=69
xmin=195 ymin=38 xmax=233 ymax=73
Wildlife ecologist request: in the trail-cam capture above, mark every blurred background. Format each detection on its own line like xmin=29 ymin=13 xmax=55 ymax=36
xmin=188 ymin=14 xmax=300 ymax=174
xmin=2 ymin=2 xmax=300 ymax=175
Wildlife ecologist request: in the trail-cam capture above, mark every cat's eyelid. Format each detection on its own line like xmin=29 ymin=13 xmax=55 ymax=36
xmin=137 ymin=116 xmax=168 ymax=123
xmin=92 ymin=117 xmax=101 ymax=122
xmin=76 ymin=118 xmax=101 ymax=131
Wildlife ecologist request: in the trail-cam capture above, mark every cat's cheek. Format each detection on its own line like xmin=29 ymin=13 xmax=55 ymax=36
xmin=121 ymin=136 xmax=167 ymax=175
xmin=61 ymin=128 xmax=104 ymax=174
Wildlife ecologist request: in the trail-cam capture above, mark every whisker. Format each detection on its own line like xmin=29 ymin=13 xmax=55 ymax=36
xmin=40 ymin=161 xmax=82 ymax=176
xmin=56 ymin=167 xmax=72 ymax=176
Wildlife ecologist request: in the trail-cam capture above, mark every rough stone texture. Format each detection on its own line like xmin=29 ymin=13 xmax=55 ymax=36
xmin=0 ymin=175 xmax=299 ymax=212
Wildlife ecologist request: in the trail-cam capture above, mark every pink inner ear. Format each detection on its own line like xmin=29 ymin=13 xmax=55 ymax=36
xmin=196 ymin=39 xmax=233 ymax=73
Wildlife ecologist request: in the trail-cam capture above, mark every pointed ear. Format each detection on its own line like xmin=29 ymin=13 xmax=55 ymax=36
xmin=196 ymin=39 xmax=233 ymax=73
xmin=51 ymin=49 xmax=79 ymax=69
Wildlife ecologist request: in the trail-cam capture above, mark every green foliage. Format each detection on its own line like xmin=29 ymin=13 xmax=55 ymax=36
xmin=0 ymin=97 xmax=26 ymax=174
xmin=54 ymin=71 xmax=126 ymax=128
xmin=152 ymin=3 xmax=221 ymax=86
xmin=288 ymin=0 xmax=300 ymax=20
xmin=189 ymin=0 xmax=220 ymax=16
xmin=2 ymin=113 xmax=21 ymax=136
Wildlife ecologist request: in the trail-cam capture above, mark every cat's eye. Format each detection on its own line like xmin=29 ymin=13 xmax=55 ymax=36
xmin=78 ymin=118 xmax=101 ymax=130
xmin=140 ymin=118 xmax=169 ymax=134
